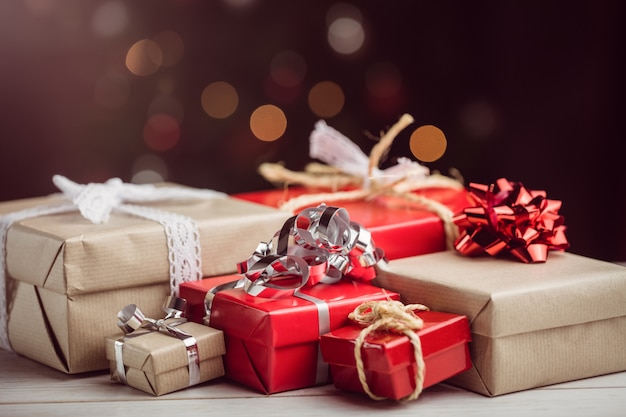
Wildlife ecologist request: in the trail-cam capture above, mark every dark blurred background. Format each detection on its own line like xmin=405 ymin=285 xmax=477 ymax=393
xmin=0 ymin=1 xmax=624 ymax=261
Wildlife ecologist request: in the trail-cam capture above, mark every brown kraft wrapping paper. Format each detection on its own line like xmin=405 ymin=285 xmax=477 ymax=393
xmin=1 ymin=188 xmax=291 ymax=373
xmin=105 ymin=321 xmax=225 ymax=396
xmin=373 ymin=250 xmax=626 ymax=396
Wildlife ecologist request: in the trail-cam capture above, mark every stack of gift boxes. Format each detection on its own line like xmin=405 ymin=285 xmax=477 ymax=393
xmin=1 ymin=115 xmax=625 ymax=401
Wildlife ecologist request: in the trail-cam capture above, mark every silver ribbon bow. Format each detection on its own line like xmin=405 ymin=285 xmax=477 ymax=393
xmin=114 ymin=296 xmax=201 ymax=387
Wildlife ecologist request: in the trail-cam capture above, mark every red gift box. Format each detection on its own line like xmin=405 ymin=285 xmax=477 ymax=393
xmin=208 ymin=280 xmax=399 ymax=394
xmin=320 ymin=311 xmax=471 ymax=400
xmin=179 ymin=274 xmax=243 ymax=324
xmin=234 ymin=187 xmax=471 ymax=260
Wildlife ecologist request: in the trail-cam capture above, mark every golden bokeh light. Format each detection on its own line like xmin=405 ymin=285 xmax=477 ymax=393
xmin=201 ymin=81 xmax=239 ymax=119
xmin=153 ymin=30 xmax=184 ymax=67
xmin=125 ymin=39 xmax=163 ymax=76
xmin=249 ymin=105 xmax=287 ymax=142
xmin=308 ymin=81 xmax=345 ymax=118
xmin=409 ymin=125 xmax=448 ymax=162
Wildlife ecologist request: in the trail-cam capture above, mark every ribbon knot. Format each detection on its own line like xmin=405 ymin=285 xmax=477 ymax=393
xmin=114 ymin=296 xmax=201 ymax=387
xmin=349 ymin=299 xmax=429 ymax=402
xmin=349 ymin=299 xmax=429 ymax=332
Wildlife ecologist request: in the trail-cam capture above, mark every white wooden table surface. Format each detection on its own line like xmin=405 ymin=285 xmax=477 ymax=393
xmin=1 ymin=349 xmax=624 ymax=417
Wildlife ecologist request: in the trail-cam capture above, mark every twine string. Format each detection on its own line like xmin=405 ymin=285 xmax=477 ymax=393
xmin=349 ymin=300 xmax=429 ymax=402
xmin=257 ymin=114 xmax=464 ymax=248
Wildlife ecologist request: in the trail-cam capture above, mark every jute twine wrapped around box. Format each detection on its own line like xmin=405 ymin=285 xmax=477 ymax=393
xmin=349 ymin=299 xmax=430 ymax=402
xmin=258 ymin=114 xmax=464 ymax=250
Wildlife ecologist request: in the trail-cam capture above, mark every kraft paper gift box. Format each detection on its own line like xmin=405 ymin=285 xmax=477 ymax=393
xmin=0 ymin=177 xmax=290 ymax=373
xmin=373 ymin=250 xmax=626 ymax=396
xmin=208 ymin=280 xmax=400 ymax=394
xmin=320 ymin=310 xmax=472 ymax=401
xmin=234 ymin=187 xmax=471 ymax=260
xmin=105 ymin=315 xmax=225 ymax=396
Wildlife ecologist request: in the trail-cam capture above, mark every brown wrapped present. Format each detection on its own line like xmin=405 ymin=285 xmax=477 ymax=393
xmin=374 ymin=250 xmax=626 ymax=396
xmin=0 ymin=176 xmax=290 ymax=373
xmin=105 ymin=301 xmax=225 ymax=396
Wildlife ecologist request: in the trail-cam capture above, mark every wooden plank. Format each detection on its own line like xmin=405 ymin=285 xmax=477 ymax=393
xmin=1 ymin=350 xmax=625 ymax=417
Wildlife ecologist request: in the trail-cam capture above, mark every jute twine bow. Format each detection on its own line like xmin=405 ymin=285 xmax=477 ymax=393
xmin=349 ymin=299 xmax=430 ymax=402
xmin=258 ymin=114 xmax=464 ymax=250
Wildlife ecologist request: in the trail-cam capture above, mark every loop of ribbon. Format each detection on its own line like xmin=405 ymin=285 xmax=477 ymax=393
xmin=257 ymin=114 xmax=464 ymax=248
xmin=452 ymin=178 xmax=570 ymax=263
xmin=349 ymin=299 xmax=430 ymax=402
xmin=114 ymin=296 xmax=201 ymax=388
xmin=236 ymin=204 xmax=385 ymax=298
xmin=0 ymin=175 xmax=225 ymax=352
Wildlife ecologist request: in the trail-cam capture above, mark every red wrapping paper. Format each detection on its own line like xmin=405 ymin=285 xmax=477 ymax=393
xmin=320 ymin=311 xmax=471 ymax=400
xmin=179 ymin=274 xmax=242 ymax=324
xmin=234 ymin=187 xmax=471 ymax=260
xmin=208 ymin=280 xmax=399 ymax=394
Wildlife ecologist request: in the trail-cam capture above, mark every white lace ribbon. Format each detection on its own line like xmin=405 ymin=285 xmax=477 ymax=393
xmin=0 ymin=175 xmax=226 ymax=351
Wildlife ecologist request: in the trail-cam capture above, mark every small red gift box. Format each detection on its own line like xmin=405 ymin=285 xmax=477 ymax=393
xmin=208 ymin=280 xmax=399 ymax=394
xmin=234 ymin=187 xmax=471 ymax=260
xmin=179 ymin=274 xmax=243 ymax=324
xmin=320 ymin=311 xmax=471 ymax=400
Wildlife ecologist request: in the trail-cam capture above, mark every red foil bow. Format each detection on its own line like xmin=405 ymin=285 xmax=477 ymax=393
xmin=453 ymin=178 xmax=569 ymax=263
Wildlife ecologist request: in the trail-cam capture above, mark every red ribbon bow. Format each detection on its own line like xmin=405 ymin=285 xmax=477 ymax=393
xmin=453 ymin=178 xmax=569 ymax=263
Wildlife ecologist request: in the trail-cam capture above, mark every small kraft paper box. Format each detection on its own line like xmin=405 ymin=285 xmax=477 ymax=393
xmin=373 ymin=250 xmax=626 ymax=396
xmin=105 ymin=307 xmax=226 ymax=396
xmin=234 ymin=186 xmax=471 ymax=260
xmin=0 ymin=176 xmax=291 ymax=373
xmin=320 ymin=310 xmax=471 ymax=401
xmin=208 ymin=280 xmax=400 ymax=394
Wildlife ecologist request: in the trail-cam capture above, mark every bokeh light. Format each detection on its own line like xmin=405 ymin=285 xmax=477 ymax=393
xmin=270 ymin=50 xmax=307 ymax=88
xmin=131 ymin=153 xmax=169 ymax=183
xmin=92 ymin=1 xmax=129 ymax=37
xmin=143 ymin=113 xmax=180 ymax=151
xmin=365 ymin=61 xmax=402 ymax=99
xmin=459 ymin=100 xmax=499 ymax=140
xmin=126 ymin=39 xmax=163 ymax=76
xmin=326 ymin=3 xmax=365 ymax=56
xmin=409 ymin=125 xmax=448 ymax=162
xmin=201 ymin=81 xmax=239 ymax=119
xmin=153 ymin=30 xmax=184 ymax=67
xmin=308 ymin=81 xmax=345 ymax=118
xmin=250 ymin=104 xmax=287 ymax=142
xmin=93 ymin=72 xmax=130 ymax=109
